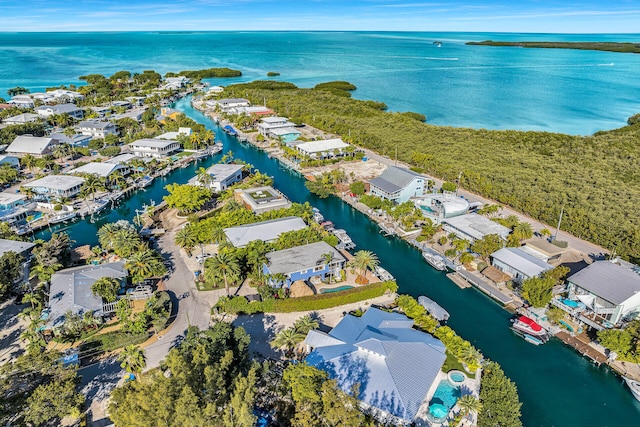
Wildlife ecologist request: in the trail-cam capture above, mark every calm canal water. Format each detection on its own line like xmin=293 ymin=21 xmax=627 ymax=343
xmin=38 ymin=96 xmax=640 ymax=426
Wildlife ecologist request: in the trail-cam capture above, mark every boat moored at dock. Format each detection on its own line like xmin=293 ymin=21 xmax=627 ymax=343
xmin=511 ymin=315 xmax=549 ymax=343
xmin=422 ymin=250 xmax=447 ymax=271
xmin=333 ymin=228 xmax=356 ymax=250
xmin=137 ymin=176 xmax=154 ymax=188
xmin=49 ymin=211 xmax=78 ymax=225
xmin=623 ymin=377 xmax=640 ymax=402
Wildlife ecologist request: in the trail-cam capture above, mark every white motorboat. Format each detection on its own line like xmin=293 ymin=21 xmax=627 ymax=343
xmin=422 ymin=250 xmax=447 ymax=271
xmin=511 ymin=315 xmax=549 ymax=342
xmin=137 ymin=176 xmax=154 ymax=188
xmin=623 ymin=377 xmax=640 ymax=402
xmin=49 ymin=211 xmax=77 ymax=224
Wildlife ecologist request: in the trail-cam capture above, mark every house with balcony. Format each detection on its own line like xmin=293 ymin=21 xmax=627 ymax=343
xmin=8 ymin=95 xmax=35 ymax=109
xmin=23 ymin=175 xmax=85 ymax=200
xmin=46 ymin=261 xmax=127 ymax=332
xmin=189 ymin=163 xmax=243 ymax=192
xmin=442 ymin=213 xmax=510 ymax=243
xmin=304 ymin=307 xmax=447 ymax=425
xmin=3 ymin=113 xmax=40 ymax=125
xmin=257 ymin=117 xmax=298 ymax=139
xmin=35 ymin=103 xmax=84 ymax=120
xmin=369 ymin=166 xmax=425 ymax=204
xmin=212 ymin=98 xmax=250 ymax=113
xmin=77 ymin=120 xmax=118 ymax=138
xmin=263 ymin=241 xmax=346 ymax=288
xmin=69 ymin=162 xmax=130 ymax=179
xmin=128 ymin=138 xmax=180 ymax=158
xmin=233 ymin=186 xmax=292 ymax=214
xmin=295 ymin=138 xmax=350 ymax=159
xmin=0 ymin=192 xmax=36 ymax=227
xmin=5 ymin=135 xmax=57 ymax=158
xmin=566 ymin=260 xmax=640 ymax=328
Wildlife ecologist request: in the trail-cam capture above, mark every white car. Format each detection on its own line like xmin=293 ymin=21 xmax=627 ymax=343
xmin=126 ymin=285 xmax=152 ymax=296
xmin=195 ymin=253 xmax=212 ymax=263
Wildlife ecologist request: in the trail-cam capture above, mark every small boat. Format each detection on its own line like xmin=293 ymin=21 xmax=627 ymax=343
xmin=311 ymin=207 xmax=324 ymax=223
xmin=623 ymin=377 xmax=640 ymax=402
xmin=374 ymin=266 xmax=395 ymax=282
xmin=137 ymin=176 xmax=154 ymax=188
xmin=422 ymin=251 xmax=447 ymax=271
xmin=49 ymin=211 xmax=77 ymax=224
xmin=332 ymin=229 xmax=355 ymax=250
xmin=511 ymin=315 xmax=549 ymax=342
xmin=91 ymin=198 xmax=109 ymax=214
xmin=14 ymin=224 xmax=32 ymax=236
xmin=379 ymin=223 xmax=396 ymax=236
xmin=223 ymin=125 xmax=238 ymax=136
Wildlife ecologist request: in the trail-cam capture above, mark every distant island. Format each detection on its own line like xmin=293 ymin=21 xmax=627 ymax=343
xmin=466 ymin=40 xmax=640 ymax=54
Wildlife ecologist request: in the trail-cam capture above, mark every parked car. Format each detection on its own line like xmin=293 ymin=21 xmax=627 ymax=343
xmin=126 ymin=285 xmax=152 ymax=297
xmin=195 ymin=253 xmax=212 ymax=263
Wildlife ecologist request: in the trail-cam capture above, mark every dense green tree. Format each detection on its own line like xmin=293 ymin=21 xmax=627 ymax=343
xmin=208 ymin=252 xmax=241 ymax=296
xmin=91 ymin=276 xmax=121 ymax=302
xmin=458 ymin=394 xmax=482 ymax=418
xmin=349 ymin=180 xmax=366 ymax=196
xmin=118 ymin=345 xmax=147 ymax=375
xmin=125 ymin=249 xmax=167 ymax=284
xmin=520 ymin=276 xmax=555 ymax=308
xmin=271 ymin=327 xmax=306 ymax=357
xmin=222 ymin=366 xmax=258 ymax=427
xmin=24 ymin=372 xmax=84 ymax=425
xmin=478 ymin=361 xmax=522 ymax=427
xmin=164 ymin=183 xmax=213 ymax=214
xmin=512 ymin=221 xmax=534 ymax=241
xmin=347 ymin=250 xmax=379 ymax=284
xmin=0 ymin=251 xmax=25 ymax=300
xmin=471 ymin=234 xmax=503 ymax=259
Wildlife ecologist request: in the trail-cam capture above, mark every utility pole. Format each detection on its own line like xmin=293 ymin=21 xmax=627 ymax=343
xmin=394 ymin=145 xmax=398 ymax=166
xmin=554 ymin=206 xmax=564 ymax=241
xmin=456 ymin=171 xmax=462 ymax=196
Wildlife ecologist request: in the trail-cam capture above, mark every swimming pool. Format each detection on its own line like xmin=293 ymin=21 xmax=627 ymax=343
xmin=428 ymin=379 xmax=460 ymax=422
xmin=448 ymin=370 xmax=467 ymax=384
xmin=320 ymin=285 xmax=354 ymax=294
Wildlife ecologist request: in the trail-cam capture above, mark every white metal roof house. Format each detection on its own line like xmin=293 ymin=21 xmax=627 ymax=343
xmin=189 ymin=163 xmax=243 ymax=192
xmin=214 ymin=98 xmax=250 ymax=112
xmin=70 ymin=162 xmax=129 ymax=178
xmin=34 ymin=103 xmax=84 ymax=120
xmin=369 ymin=166 xmax=425 ymax=204
xmin=262 ymin=241 xmax=346 ymax=288
xmin=490 ymin=247 xmax=553 ymax=282
xmin=76 ymin=120 xmax=118 ymax=138
xmin=5 ymin=135 xmax=57 ymax=157
xmin=49 ymin=132 xmax=92 ymax=147
xmin=304 ymin=307 xmax=447 ymax=425
xmin=128 ymin=138 xmax=180 ymax=158
xmin=3 ymin=113 xmax=41 ymax=125
xmin=8 ymin=95 xmax=35 ymax=109
xmin=257 ymin=117 xmax=297 ymax=135
xmin=224 ymin=216 xmax=307 ymax=248
xmin=233 ymin=186 xmax=292 ymax=214
xmin=46 ymin=261 xmax=127 ymax=331
xmin=567 ymin=260 xmax=640 ymax=327
xmin=442 ymin=213 xmax=511 ymax=243
xmin=295 ymin=138 xmax=350 ymax=159
xmin=23 ymin=175 xmax=85 ymax=200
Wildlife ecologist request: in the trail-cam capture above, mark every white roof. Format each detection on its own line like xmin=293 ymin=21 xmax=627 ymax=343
xmin=6 ymin=135 xmax=55 ymax=154
xmin=444 ymin=213 xmax=511 ymax=240
xmin=270 ymin=127 xmax=300 ymax=136
xmin=491 ymin=247 xmax=553 ymax=278
xmin=130 ymin=138 xmax=178 ymax=149
xmin=224 ymin=217 xmax=307 ymax=248
xmin=0 ymin=192 xmax=27 ymax=205
xmin=3 ymin=113 xmax=40 ymax=124
xmin=77 ymin=120 xmax=114 ymax=129
xmin=296 ymin=138 xmax=349 ymax=154
xmin=155 ymin=127 xmax=191 ymax=140
xmin=24 ymin=175 xmax=85 ymax=191
xmin=0 ymin=238 xmax=35 ymax=258
xmin=205 ymin=163 xmax=244 ymax=182
xmin=261 ymin=116 xmax=289 ymax=124
xmin=70 ymin=162 xmax=126 ymax=178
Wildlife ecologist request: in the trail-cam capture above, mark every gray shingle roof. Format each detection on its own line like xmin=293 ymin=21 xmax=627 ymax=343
xmin=305 ymin=307 xmax=446 ymax=422
xmin=265 ymin=241 xmax=346 ymax=275
xmin=369 ymin=166 xmax=424 ymax=194
xmin=48 ymin=261 xmax=127 ymax=329
xmin=78 ymin=120 xmax=114 ymax=129
xmin=568 ymin=261 xmax=640 ymax=305
xmin=223 ymin=216 xmax=306 ymax=248
xmin=491 ymin=247 xmax=552 ymax=278
xmin=0 ymin=238 xmax=35 ymax=258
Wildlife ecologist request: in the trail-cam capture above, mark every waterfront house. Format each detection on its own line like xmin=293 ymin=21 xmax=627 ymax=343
xmin=295 ymin=138 xmax=351 ymax=159
xmin=35 ymin=103 xmax=84 ymax=120
xmin=46 ymin=261 xmax=127 ymax=331
xmin=0 ymin=155 xmax=20 ymax=168
xmin=23 ymin=175 xmax=85 ymax=200
xmin=0 ymin=192 xmax=36 ymax=227
xmin=523 ymin=239 xmax=566 ymax=262
xmin=224 ymin=216 xmax=307 ymax=248
xmin=213 ymin=98 xmax=251 ymax=113
xmin=208 ymin=85 xmax=224 ymax=94
xmin=262 ymin=241 xmax=345 ymax=288
xmin=566 ymin=260 xmax=640 ymax=328
xmin=0 ymin=192 xmax=27 ymax=211
xmin=233 ymin=186 xmax=292 ymax=214
xmin=128 ymin=138 xmax=180 ymax=158
xmin=69 ymin=162 xmax=130 ymax=179
xmin=45 ymin=89 xmax=84 ymax=103
xmin=442 ymin=213 xmax=510 ymax=243
xmin=50 ymin=132 xmax=92 ymax=147
xmin=412 ymin=192 xmax=469 ymax=223
xmin=77 ymin=120 xmax=118 ymax=138
xmin=266 ymin=127 xmax=301 ymax=143
xmin=369 ymin=166 xmax=425 ymax=204
xmin=155 ymin=127 xmax=191 ymax=140
xmin=234 ymin=106 xmax=273 ymax=116
xmin=257 ymin=117 xmax=298 ymax=139
xmin=490 ymin=247 xmax=553 ymax=282
xmin=8 ymin=95 xmax=35 ymax=109
xmin=162 ymin=76 xmax=189 ymax=90
xmin=304 ymin=307 xmax=447 ymax=425
xmin=3 ymin=113 xmax=41 ymax=125
xmin=6 ymin=135 xmax=57 ymax=158
xmin=105 ymin=153 xmax=144 ymax=166
xmin=0 ymin=238 xmax=36 ymax=286
xmin=112 ymin=107 xmax=147 ymax=122
xmin=189 ymin=163 xmax=243 ymax=192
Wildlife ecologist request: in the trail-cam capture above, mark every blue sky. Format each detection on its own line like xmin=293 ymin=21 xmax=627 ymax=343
xmin=3 ymin=0 xmax=640 ymax=33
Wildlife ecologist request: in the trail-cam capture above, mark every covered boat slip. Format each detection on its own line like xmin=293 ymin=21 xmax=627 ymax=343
xmin=418 ymin=295 xmax=450 ymax=322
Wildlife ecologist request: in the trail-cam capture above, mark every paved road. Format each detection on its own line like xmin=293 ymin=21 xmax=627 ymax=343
xmin=362 ymin=148 xmax=609 ymax=259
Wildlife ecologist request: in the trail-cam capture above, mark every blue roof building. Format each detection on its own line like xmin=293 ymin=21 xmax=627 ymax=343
xmin=304 ymin=307 xmax=446 ymax=424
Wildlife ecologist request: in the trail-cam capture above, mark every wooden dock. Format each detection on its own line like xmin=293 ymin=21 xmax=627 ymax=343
xmin=555 ymin=331 xmax=607 ymax=365
xmin=446 ymin=272 xmax=471 ymax=289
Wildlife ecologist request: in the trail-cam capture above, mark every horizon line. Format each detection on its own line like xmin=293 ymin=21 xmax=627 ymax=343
xmin=0 ymin=30 xmax=639 ymax=35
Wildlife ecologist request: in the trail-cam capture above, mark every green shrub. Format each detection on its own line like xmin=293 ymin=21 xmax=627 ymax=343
xmin=477 ymin=261 xmax=488 ymax=272
xmin=314 ymin=81 xmax=357 ymax=91
xmin=53 ymin=204 xmax=62 ymax=211
xmin=98 ymin=146 xmax=121 ymax=157
xmin=267 ymin=71 xmax=280 ymax=77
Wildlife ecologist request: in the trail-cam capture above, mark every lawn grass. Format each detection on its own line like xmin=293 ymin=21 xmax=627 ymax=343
xmin=442 ymin=350 xmax=475 ymax=379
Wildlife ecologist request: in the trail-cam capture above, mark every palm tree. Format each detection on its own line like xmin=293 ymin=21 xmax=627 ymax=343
xmin=321 ymin=252 xmax=335 ymax=283
xmin=98 ymin=222 xmax=120 ymax=250
xmin=195 ymin=167 xmax=212 ymax=187
xmin=81 ymin=174 xmax=106 ymax=201
xmin=117 ymin=345 xmax=146 ymax=376
xmin=21 ymin=154 xmax=37 ymax=173
xmin=52 ymin=143 xmax=71 ymax=162
xmin=125 ymin=249 xmax=166 ymax=284
xmin=270 ymin=327 xmax=305 ymax=358
xmin=347 ymin=250 xmax=379 ymax=284
xmin=293 ymin=315 xmax=319 ymax=335
xmin=457 ymin=395 xmax=482 ymax=419
xmin=459 ymin=346 xmax=483 ymax=372
xmin=513 ymin=222 xmax=533 ymax=242
xmin=175 ymin=225 xmax=199 ymax=256
xmin=112 ymin=229 xmax=142 ymax=258
xmin=209 ymin=252 xmax=240 ymax=296
xmin=109 ymin=172 xmax=126 ymax=190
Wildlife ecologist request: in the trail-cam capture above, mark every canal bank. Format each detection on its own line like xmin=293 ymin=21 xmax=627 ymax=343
xmin=39 ymin=96 xmax=640 ymax=425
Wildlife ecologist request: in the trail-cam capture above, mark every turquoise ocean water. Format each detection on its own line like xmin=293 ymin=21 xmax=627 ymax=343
xmin=1 ymin=31 xmax=640 ymax=135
